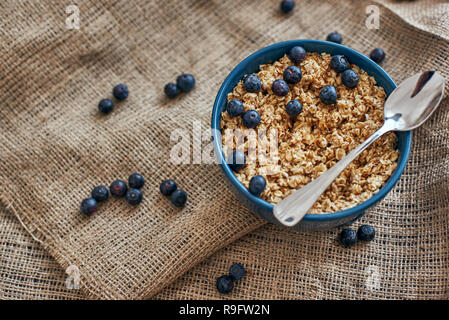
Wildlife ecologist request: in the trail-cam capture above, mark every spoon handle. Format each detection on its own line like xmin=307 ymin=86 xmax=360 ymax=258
xmin=273 ymin=123 xmax=392 ymax=227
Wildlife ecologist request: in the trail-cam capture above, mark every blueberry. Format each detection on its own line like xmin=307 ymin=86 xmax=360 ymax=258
xmin=319 ymin=85 xmax=337 ymax=105
xmin=91 ymin=185 xmax=109 ymax=202
xmin=229 ymin=263 xmax=246 ymax=281
xmin=176 ymin=74 xmax=195 ymax=92
xmin=370 ymin=48 xmax=386 ymax=64
xmin=98 ymin=99 xmax=114 ymax=114
xmin=357 ymin=225 xmax=375 ymax=241
xmin=170 ymin=189 xmax=187 ymax=207
xmin=126 ymin=188 xmax=143 ymax=205
xmin=272 ymin=79 xmax=289 ymax=96
xmin=320 ymin=85 xmax=337 ymax=104
xmin=326 ymin=32 xmax=342 ymax=44
xmin=283 ymin=66 xmax=302 ymax=84
xmin=330 ymin=55 xmax=349 ymax=73
xmin=113 ymin=84 xmax=129 ymax=100
xmin=227 ymin=150 xmax=246 ymax=172
xmin=280 ymin=0 xmax=295 ymax=13
xmin=288 ymin=46 xmax=306 ymax=64
xmin=110 ymin=180 xmax=128 ymax=197
xmin=128 ymin=173 xmax=145 ymax=189
xmin=160 ymin=179 xmax=177 ymax=196
xmin=81 ymin=198 xmax=98 ymax=216
xmin=286 ymin=100 xmax=303 ymax=117
xmin=164 ymin=83 xmax=179 ymax=98
xmin=227 ymin=99 xmax=244 ymax=117
xmin=243 ymin=74 xmax=262 ymax=93
xmin=242 ymin=110 xmax=261 ymax=128
xmin=339 ymin=228 xmax=357 ymax=247
xmin=249 ymin=175 xmax=266 ymax=196
xmin=341 ymin=69 xmax=359 ymax=88
xmin=216 ymin=275 xmax=234 ymax=294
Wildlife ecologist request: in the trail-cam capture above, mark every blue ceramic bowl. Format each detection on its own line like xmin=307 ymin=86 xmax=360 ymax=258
xmin=211 ymin=40 xmax=411 ymax=230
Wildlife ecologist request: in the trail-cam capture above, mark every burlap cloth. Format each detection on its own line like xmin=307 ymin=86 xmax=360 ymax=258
xmin=1 ymin=0 xmax=448 ymax=300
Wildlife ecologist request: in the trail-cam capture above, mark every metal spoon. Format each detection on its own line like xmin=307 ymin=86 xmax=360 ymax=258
xmin=274 ymin=71 xmax=445 ymax=227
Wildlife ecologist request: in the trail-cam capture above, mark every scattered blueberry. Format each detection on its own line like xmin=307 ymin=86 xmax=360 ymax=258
xmin=370 ymin=48 xmax=386 ymax=64
xmin=227 ymin=99 xmax=244 ymax=117
xmin=91 ymin=185 xmax=109 ymax=202
xmin=126 ymin=188 xmax=143 ymax=205
xmin=286 ymin=100 xmax=303 ymax=117
xmin=110 ymin=180 xmax=128 ymax=197
xmin=227 ymin=150 xmax=246 ymax=172
xmin=128 ymin=173 xmax=145 ymax=189
xmin=280 ymin=0 xmax=295 ymax=13
xmin=357 ymin=225 xmax=376 ymax=241
xmin=243 ymin=74 xmax=262 ymax=93
xmin=176 ymin=74 xmax=196 ymax=92
xmin=164 ymin=83 xmax=179 ymax=98
xmin=283 ymin=66 xmax=302 ymax=84
xmin=170 ymin=189 xmax=187 ymax=207
xmin=272 ymin=79 xmax=289 ymax=96
xmin=341 ymin=69 xmax=359 ymax=88
xmin=288 ymin=46 xmax=306 ymax=64
xmin=326 ymin=31 xmax=342 ymax=44
xmin=229 ymin=263 xmax=246 ymax=281
xmin=319 ymin=85 xmax=337 ymax=105
xmin=242 ymin=110 xmax=261 ymax=128
xmin=216 ymin=275 xmax=234 ymax=294
xmin=81 ymin=198 xmax=98 ymax=216
xmin=330 ymin=55 xmax=349 ymax=73
xmin=98 ymin=99 xmax=114 ymax=114
xmin=113 ymin=84 xmax=129 ymax=100
xmin=339 ymin=228 xmax=357 ymax=247
xmin=249 ymin=175 xmax=266 ymax=196
xmin=160 ymin=179 xmax=177 ymax=196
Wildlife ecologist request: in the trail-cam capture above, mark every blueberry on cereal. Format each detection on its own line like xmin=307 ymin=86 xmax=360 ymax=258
xmin=227 ymin=150 xmax=246 ymax=172
xmin=243 ymin=74 xmax=262 ymax=93
xmin=272 ymin=79 xmax=289 ymax=96
xmin=242 ymin=110 xmax=261 ymax=129
xmin=330 ymin=55 xmax=349 ymax=73
xmin=286 ymin=100 xmax=303 ymax=117
xmin=227 ymin=99 xmax=244 ymax=117
xmin=288 ymin=46 xmax=306 ymax=64
xmin=319 ymin=85 xmax=337 ymax=105
xmin=249 ymin=175 xmax=266 ymax=196
xmin=283 ymin=66 xmax=302 ymax=84
xmin=341 ymin=69 xmax=359 ymax=88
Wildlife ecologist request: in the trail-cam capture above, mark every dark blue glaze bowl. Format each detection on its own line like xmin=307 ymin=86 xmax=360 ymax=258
xmin=211 ymin=40 xmax=411 ymax=230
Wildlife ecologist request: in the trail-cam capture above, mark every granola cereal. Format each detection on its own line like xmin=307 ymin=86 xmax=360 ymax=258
xmin=221 ymin=52 xmax=399 ymax=214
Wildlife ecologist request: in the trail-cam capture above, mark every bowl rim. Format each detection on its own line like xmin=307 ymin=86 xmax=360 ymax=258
xmin=211 ymin=39 xmax=412 ymax=222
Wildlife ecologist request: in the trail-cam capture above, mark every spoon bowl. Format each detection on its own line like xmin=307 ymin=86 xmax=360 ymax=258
xmin=385 ymin=71 xmax=445 ymax=131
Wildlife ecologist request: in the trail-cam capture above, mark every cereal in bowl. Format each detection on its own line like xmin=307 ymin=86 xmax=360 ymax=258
xmin=221 ymin=51 xmax=398 ymax=214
